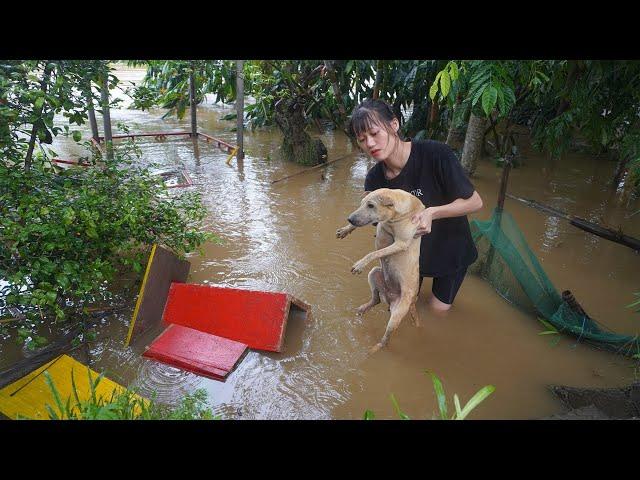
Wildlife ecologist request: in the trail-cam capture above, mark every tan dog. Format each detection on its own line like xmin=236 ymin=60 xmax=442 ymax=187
xmin=336 ymin=188 xmax=425 ymax=353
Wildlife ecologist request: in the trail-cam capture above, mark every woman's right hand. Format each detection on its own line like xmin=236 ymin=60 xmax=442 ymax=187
xmin=411 ymin=208 xmax=434 ymax=237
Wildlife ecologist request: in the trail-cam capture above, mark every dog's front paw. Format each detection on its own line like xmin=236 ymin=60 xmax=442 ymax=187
xmin=351 ymin=260 xmax=366 ymax=274
xmin=336 ymin=226 xmax=351 ymax=239
xmin=356 ymin=304 xmax=369 ymax=316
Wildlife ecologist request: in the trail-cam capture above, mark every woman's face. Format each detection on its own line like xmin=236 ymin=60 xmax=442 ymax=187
xmin=356 ymin=117 xmax=399 ymax=161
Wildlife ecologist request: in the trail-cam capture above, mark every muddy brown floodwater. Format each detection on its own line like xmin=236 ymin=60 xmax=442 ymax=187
xmin=2 ymin=65 xmax=639 ymax=419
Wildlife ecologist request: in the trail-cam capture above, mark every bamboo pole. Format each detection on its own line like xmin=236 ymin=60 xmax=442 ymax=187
xmin=506 ymin=193 xmax=640 ymax=251
xmin=101 ymin=132 xmax=192 ymax=140
xmin=236 ymin=60 xmax=244 ymax=161
xmin=271 ymin=153 xmax=352 ymax=184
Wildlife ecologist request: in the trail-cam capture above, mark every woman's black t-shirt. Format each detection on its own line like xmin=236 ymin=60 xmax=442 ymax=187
xmin=364 ymin=139 xmax=478 ymax=277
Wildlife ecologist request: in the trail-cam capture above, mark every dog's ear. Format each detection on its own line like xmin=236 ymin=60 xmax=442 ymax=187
xmin=379 ymin=194 xmax=394 ymax=208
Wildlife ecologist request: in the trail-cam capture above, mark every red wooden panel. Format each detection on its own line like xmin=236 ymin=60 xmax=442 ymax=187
xmin=143 ymin=324 xmax=248 ymax=381
xmin=163 ymin=283 xmax=298 ymax=352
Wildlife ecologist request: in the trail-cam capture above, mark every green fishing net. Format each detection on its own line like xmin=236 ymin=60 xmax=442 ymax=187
xmin=470 ymin=208 xmax=640 ymax=357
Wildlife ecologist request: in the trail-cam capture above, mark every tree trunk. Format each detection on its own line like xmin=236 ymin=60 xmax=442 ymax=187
xmin=24 ymin=62 xmax=54 ymax=172
xmin=556 ymin=61 xmax=581 ymax=117
xmin=274 ymin=98 xmax=327 ymax=166
xmin=427 ymin=101 xmax=439 ymax=136
xmin=373 ymin=60 xmax=384 ymax=100
xmin=445 ymin=102 xmax=460 ymax=147
xmin=460 ymin=112 xmax=486 ymax=176
xmin=189 ymin=62 xmax=197 ymax=137
xmin=236 ymin=60 xmax=244 ymax=160
xmin=84 ymin=80 xmax=99 ymax=141
xmin=611 ymin=154 xmax=630 ymax=189
xmin=99 ymin=65 xmax=114 ymax=161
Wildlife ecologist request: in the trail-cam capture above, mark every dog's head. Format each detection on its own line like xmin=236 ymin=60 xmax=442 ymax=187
xmin=347 ymin=188 xmax=414 ymax=227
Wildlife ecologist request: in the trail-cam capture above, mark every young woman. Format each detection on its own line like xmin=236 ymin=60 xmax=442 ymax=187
xmin=350 ymin=99 xmax=483 ymax=312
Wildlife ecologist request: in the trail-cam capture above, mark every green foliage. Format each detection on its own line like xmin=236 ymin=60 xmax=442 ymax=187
xmin=0 ymin=147 xmax=213 ymax=325
xmin=0 ymin=60 xmax=109 ymax=168
xmin=389 ymin=393 xmax=411 ymax=420
xmin=130 ymin=60 xmax=237 ymax=119
xmin=26 ymin=369 xmax=219 ymax=420
xmin=628 ymin=292 xmax=640 ymax=313
xmin=528 ymin=60 xmax=640 ymax=174
xmin=425 ymin=371 xmax=495 ymax=420
xmin=430 ymin=61 xmax=518 ymax=118
xmin=538 ymin=317 xmax=562 ymax=347
xmin=149 ymin=389 xmax=218 ymax=420
xmin=365 ymin=371 xmax=495 ymax=420
xmin=363 ymin=409 xmax=376 ymax=420
xmin=620 ymin=133 xmax=640 ymax=192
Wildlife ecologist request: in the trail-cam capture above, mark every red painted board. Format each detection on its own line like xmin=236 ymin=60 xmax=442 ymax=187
xmin=143 ymin=324 xmax=248 ymax=381
xmin=163 ymin=283 xmax=303 ymax=352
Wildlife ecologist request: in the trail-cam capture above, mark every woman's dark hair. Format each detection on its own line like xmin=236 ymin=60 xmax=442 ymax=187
xmin=349 ymin=99 xmax=399 ymax=139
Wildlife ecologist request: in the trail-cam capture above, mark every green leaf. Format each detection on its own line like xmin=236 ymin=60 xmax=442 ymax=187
xmin=44 ymin=371 xmax=66 ymax=419
xmin=482 ymin=86 xmax=498 ymax=116
xmin=429 ymin=80 xmax=439 ymax=101
xmin=471 ymin=84 xmax=485 ymax=107
xmin=72 ymin=131 xmax=82 ymax=142
xmin=45 ymin=291 xmax=57 ymax=304
xmin=626 ymin=297 xmax=640 ymax=309
xmin=496 ymin=88 xmax=506 ymax=116
xmin=35 ymin=97 xmax=45 ymax=110
xmin=363 ymin=410 xmax=376 ymax=420
xmin=538 ymin=317 xmax=558 ymax=333
xmin=426 ymin=370 xmax=448 ymax=419
xmin=390 ymin=394 xmax=411 ymax=420
xmin=440 ymin=71 xmax=451 ymax=99
xmin=71 ymin=369 xmax=82 ymax=406
xmin=449 ymin=62 xmax=459 ymax=81
xmin=453 ymin=393 xmax=462 ymax=419
xmin=457 ymin=385 xmax=495 ymax=420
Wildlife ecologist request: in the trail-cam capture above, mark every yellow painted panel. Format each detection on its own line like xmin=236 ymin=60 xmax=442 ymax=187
xmin=125 ymin=243 xmax=157 ymax=347
xmin=0 ymin=355 xmax=145 ymax=420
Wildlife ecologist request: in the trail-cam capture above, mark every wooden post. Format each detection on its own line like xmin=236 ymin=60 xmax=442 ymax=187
xmin=99 ymin=65 xmax=113 ymax=161
xmin=85 ymin=80 xmax=99 ymax=142
xmin=189 ymin=61 xmax=197 ymax=137
xmin=482 ymin=158 xmax=512 ymax=278
xmin=236 ymin=60 xmax=244 ymax=160
xmin=496 ymin=158 xmax=512 ymax=212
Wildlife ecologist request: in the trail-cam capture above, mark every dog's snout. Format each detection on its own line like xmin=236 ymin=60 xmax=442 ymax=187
xmin=347 ymin=215 xmax=357 ymax=226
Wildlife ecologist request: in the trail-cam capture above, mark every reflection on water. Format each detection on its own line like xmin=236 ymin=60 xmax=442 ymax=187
xmin=2 ymin=65 xmax=639 ymax=420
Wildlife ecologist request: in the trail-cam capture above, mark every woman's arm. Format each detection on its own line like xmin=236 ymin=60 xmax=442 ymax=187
xmin=411 ymin=191 xmax=483 ymax=235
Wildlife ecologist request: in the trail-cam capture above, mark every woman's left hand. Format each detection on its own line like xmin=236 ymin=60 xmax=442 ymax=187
xmin=411 ymin=208 xmax=434 ymax=237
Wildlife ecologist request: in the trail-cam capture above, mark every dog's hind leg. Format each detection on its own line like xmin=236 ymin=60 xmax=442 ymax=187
xmin=357 ymin=267 xmax=384 ymax=316
xmin=370 ymin=294 xmax=412 ymax=353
